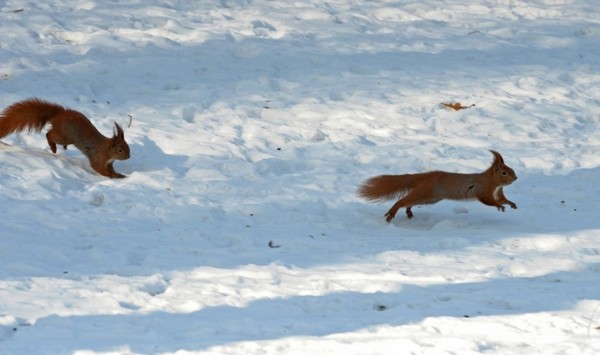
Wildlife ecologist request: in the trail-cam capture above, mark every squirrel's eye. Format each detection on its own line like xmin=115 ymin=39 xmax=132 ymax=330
xmin=117 ymin=148 xmax=123 ymax=153
xmin=502 ymin=171 xmax=508 ymax=176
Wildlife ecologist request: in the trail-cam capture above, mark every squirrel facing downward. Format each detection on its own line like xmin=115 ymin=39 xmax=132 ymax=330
xmin=0 ymin=98 xmax=130 ymax=178
xmin=358 ymin=150 xmax=517 ymax=222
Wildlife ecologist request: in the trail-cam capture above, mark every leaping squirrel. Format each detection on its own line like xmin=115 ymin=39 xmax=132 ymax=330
xmin=0 ymin=98 xmax=130 ymax=178
xmin=358 ymin=150 xmax=517 ymax=222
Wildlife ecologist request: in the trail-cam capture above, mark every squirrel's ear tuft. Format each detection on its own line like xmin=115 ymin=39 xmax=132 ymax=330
xmin=113 ymin=122 xmax=124 ymax=139
xmin=490 ymin=150 xmax=504 ymax=165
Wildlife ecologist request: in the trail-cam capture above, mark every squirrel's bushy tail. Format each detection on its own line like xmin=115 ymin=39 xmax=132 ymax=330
xmin=0 ymin=98 xmax=66 ymax=138
xmin=358 ymin=174 xmax=418 ymax=201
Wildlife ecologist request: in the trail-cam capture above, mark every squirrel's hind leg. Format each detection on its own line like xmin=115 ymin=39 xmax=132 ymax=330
xmin=385 ymin=198 xmax=414 ymax=222
xmin=45 ymin=132 xmax=58 ymax=154
xmin=46 ymin=129 xmax=71 ymax=153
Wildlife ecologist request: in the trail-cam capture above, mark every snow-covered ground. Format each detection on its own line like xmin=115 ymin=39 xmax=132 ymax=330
xmin=1 ymin=0 xmax=599 ymax=354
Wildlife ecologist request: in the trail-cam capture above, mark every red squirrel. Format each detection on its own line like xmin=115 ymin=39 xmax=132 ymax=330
xmin=0 ymin=98 xmax=130 ymax=178
xmin=358 ymin=150 xmax=517 ymax=222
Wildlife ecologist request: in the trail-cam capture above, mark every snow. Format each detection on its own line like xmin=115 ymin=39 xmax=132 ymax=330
xmin=0 ymin=0 xmax=599 ymax=354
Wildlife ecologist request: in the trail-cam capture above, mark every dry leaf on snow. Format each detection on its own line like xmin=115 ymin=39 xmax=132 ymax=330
xmin=442 ymin=102 xmax=476 ymax=111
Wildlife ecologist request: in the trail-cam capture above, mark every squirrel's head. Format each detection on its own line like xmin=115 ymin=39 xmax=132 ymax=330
xmin=110 ymin=122 xmax=130 ymax=160
xmin=490 ymin=150 xmax=517 ymax=186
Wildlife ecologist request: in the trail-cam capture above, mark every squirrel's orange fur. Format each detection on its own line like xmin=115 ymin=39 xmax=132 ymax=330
xmin=0 ymin=98 xmax=130 ymax=178
xmin=358 ymin=150 xmax=517 ymax=222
